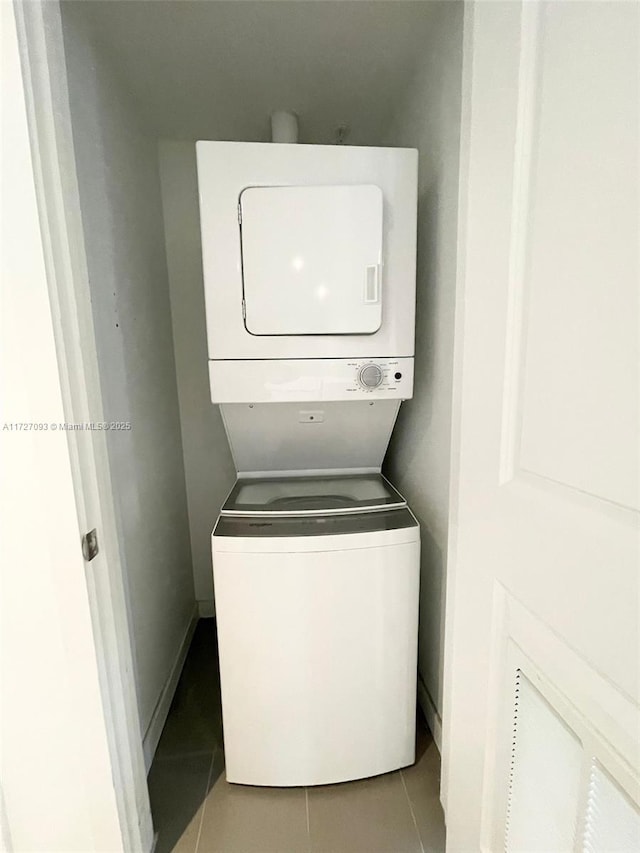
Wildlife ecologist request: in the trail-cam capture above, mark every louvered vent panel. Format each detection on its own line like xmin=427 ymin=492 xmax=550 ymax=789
xmin=582 ymin=762 xmax=640 ymax=852
xmin=505 ymin=670 xmax=582 ymax=852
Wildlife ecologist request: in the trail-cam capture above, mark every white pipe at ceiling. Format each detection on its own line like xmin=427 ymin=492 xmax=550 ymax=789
xmin=271 ymin=111 xmax=298 ymax=144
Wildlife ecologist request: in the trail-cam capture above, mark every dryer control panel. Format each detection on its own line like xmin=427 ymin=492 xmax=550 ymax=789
xmin=209 ymin=358 xmax=414 ymax=404
xmin=349 ymin=360 xmax=410 ymax=395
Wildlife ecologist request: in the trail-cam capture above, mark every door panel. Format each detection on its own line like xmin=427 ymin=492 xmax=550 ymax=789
xmin=443 ymin=2 xmax=639 ymax=850
xmin=516 ymin=2 xmax=639 ymax=509
xmin=582 ymin=763 xmax=640 ymax=851
xmin=505 ymin=672 xmax=582 ymax=852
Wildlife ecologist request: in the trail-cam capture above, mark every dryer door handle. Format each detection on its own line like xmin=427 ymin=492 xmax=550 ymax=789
xmin=364 ymin=264 xmax=380 ymax=304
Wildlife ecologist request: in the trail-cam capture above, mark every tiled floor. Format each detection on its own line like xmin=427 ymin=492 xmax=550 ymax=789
xmin=148 ymin=619 xmax=446 ymax=853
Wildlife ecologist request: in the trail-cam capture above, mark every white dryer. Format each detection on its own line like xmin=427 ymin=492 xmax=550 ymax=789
xmin=212 ymin=474 xmax=420 ymax=787
xmin=196 ymin=141 xmax=418 ymax=404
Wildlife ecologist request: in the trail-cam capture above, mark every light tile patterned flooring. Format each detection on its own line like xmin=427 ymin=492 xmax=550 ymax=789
xmin=149 ymin=619 xmax=445 ymax=853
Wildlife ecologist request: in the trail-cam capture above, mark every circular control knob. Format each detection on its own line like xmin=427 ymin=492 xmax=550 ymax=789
xmin=358 ymin=364 xmax=383 ymax=389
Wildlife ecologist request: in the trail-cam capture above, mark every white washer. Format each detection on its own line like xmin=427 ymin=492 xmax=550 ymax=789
xmin=212 ymin=474 xmax=420 ymax=787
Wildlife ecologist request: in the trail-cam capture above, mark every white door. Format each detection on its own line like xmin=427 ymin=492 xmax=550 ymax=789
xmin=2 ymin=3 xmax=127 ymax=849
xmin=443 ymin=2 xmax=639 ymax=851
xmin=240 ymin=184 xmax=383 ymax=335
xmin=8 ymin=2 xmax=153 ymax=850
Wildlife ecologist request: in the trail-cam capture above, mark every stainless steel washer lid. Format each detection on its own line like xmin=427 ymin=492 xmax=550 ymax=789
xmin=220 ymin=473 xmax=406 ymax=517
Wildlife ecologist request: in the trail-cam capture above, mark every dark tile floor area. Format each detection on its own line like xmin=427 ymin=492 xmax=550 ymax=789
xmin=148 ymin=618 xmax=446 ymax=853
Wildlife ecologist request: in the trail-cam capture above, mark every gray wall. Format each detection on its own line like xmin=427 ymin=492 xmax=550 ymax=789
xmin=61 ymin=9 xmax=195 ymax=742
xmin=382 ymin=1 xmax=465 ymax=734
xmin=158 ymin=142 xmax=236 ymax=611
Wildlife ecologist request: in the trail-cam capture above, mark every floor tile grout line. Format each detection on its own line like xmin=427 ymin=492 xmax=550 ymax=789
xmin=154 ymin=749 xmax=216 ymax=764
xmin=304 ymin=787 xmax=311 ymax=853
xmin=193 ymin=746 xmax=217 ymax=853
xmin=400 ymin=769 xmax=426 ymax=853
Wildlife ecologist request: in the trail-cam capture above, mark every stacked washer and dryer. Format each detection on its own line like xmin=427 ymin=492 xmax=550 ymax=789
xmin=196 ymin=140 xmax=420 ymax=787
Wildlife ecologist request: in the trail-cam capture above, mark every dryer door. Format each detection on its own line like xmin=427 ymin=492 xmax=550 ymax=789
xmin=240 ymin=185 xmax=383 ymax=336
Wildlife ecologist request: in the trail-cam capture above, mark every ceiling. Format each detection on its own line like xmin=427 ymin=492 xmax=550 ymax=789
xmin=61 ymin=1 xmax=437 ymax=144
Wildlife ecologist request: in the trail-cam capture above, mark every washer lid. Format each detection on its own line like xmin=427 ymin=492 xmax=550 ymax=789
xmin=215 ymin=507 xmax=417 ymax=539
xmin=221 ymin=473 xmax=406 ymax=517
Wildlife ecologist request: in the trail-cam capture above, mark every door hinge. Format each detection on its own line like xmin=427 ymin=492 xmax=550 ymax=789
xmin=237 ymin=202 xmax=242 ymax=225
xmin=241 ymin=299 xmax=246 ymax=320
xmin=82 ymin=528 xmax=99 ymax=562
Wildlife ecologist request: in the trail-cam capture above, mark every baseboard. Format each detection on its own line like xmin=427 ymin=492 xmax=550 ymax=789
xmin=142 ymin=606 xmax=198 ymax=771
xmin=417 ymin=672 xmax=443 ymax=754
xmin=197 ymin=599 xmax=215 ymax=618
